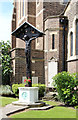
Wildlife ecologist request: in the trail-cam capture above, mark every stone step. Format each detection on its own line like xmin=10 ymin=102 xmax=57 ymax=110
xmin=29 ymin=105 xmax=53 ymax=110
xmin=3 ymin=104 xmax=29 ymax=116
xmin=29 ymin=101 xmax=45 ymax=108
xmin=45 ymin=92 xmax=58 ymax=96
xmin=12 ymin=101 xmax=29 ymax=106
xmin=42 ymin=97 xmax=55 ymax=101
xmin=43 ymin=96 xmax=54 ymax=99
xmin=42 ymin=92 xmax=58 ymax=101
xmin=12 ymin=101 xmax=45 ymax=108
xmin=46 ymin=87 xmax=56 ymax=92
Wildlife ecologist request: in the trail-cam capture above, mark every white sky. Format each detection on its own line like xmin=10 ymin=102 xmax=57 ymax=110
xmin=0 ymin=0 xmax=13 ymax=42
xmin=0 ymin=0 xmax=73 ymax=43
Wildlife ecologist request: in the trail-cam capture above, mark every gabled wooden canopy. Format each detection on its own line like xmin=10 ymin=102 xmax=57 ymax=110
xmin=12 ymin=21 xmax=44 ymax=40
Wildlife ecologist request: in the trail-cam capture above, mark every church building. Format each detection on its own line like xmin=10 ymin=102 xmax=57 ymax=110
xmin=11 ymin=0 xmax=78 ymax=87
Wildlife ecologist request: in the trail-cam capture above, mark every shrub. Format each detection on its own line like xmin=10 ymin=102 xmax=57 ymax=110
xmin=0 ymin=41 xmax=12 ymax=85
xmin=12 ymin=84 xmax=46 ymax=98
xmin=53 ymin=71 xmax=78 ymax=106
xmin=32 ymin=84 xmax=46 ymax=98
xmin=0 ymin=85 xmax=13 ymax=96
xmin=12 ymin=84 xmax=25 ymax=97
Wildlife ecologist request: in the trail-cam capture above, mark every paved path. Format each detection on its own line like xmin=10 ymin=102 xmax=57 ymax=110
xmin=0 ymin=102 xmax=53 ymax=119
xmin=0 ymin=104 xmax=29 ymax=119
xmin=0 ymin=107 xmax=7 ymax=119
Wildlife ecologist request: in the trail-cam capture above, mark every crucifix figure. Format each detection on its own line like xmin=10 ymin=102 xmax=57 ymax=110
xmin=24 ymin=36 xmax=37 ymax=86
xmin=12 ymin=21 xmax=44 ymax=87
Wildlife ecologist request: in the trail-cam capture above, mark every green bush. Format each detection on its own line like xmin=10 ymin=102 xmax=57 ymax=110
xmin=53 ymin=71 xmax=78 ymax=106
xmin=0 ymin=85 xmax=13 ymax=96
xmin=32 ymin=84 xmax=46 ymax=98
xmin=12 ymin=84 xmax=25 ymax=97
xmin=0 ymin=41 xmax=12 ymax=85
xmin=12 ymin=84 xmax=46 ymax=98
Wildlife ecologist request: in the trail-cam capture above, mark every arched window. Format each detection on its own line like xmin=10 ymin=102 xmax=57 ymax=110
xmin=70 ymin=32 xmax=73 ymax=56
xmin=76 ymin=20 xmax=78 ymax=55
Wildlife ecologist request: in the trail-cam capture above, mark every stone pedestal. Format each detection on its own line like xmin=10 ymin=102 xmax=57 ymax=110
xmin=18 ymin=87 xmax=38 ymax=104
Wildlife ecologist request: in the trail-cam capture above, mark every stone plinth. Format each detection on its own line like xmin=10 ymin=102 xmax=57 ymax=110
xmin=18 ymin=87 xmax=38 ymax=104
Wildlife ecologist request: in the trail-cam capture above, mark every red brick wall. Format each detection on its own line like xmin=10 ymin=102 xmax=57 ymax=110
xmin=11 ymin=48 xmax=44 ymax=84
xmin=68 ymin=60 xmax=78 ymax=73
xmin=31 ymin=49 xmax=44 ymax=84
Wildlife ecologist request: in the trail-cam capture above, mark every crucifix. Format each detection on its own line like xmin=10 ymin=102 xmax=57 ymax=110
xmin=12 ymin=21 xmax=44 ymax=87
xmin=24 ymin=36 xmax=38 ymax=81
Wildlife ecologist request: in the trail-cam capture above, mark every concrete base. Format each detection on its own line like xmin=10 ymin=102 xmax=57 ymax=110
xmin=12 ymin=101 xmax=30 ymax=106
xmin=19 ymin=87 xmax=39 ymax=104
xmin=12 ymin=101 xmax=45 ymax=107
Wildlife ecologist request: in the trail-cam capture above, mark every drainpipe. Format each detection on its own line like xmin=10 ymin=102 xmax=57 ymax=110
xmin=63 ymin=18 xmax=65 ymax=71
xmin=60 ymin=17 xmax=68 ymax=71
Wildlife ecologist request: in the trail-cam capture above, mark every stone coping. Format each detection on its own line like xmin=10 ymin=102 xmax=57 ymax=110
xmin=18 ymin=87 xmax=39 ymax=89
xmin=10 ymin=48 xmax=44 ymax=52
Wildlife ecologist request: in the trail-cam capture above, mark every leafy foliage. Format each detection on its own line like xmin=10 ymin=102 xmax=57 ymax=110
xmin=0 ymin=85 xmax=13 ymax=96
xmin=0 ymin=41 xmax=12 ymax=85
xmin=12 ymin=84 xmax=46 ymax=98
xmin=32 ymin=84 xmax=46 ymax=98
xmin=53 ymin=71 xmax=78 ymax=106
xmin=12 ymin=84 xmax=25 ymax=97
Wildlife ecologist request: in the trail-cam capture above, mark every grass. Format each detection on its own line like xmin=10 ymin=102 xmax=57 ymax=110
xmin=43 ymin=100 xmax=61 ymax=106
xmin=11 ymin=107 xmax=76 ymax=118
xmin=0 ymin=97 xmax=76 ymax=118
xmin=0 ymin=96 xmax=18 ymax=107
xmin=11 ymin=101 xmax=76 ymax=118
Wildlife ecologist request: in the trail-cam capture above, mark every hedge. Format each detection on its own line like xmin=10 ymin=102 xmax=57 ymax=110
xmin=12 ymin=84 xmax=46 ymax=98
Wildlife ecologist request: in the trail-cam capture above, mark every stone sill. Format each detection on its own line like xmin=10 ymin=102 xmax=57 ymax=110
xmin=44 ymin=49 xmax=57 ymax=52
xmin=67 ymin=55 xmax=78 ymax=62
xmin=49 ymin=49 xmax=57 ymax=52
